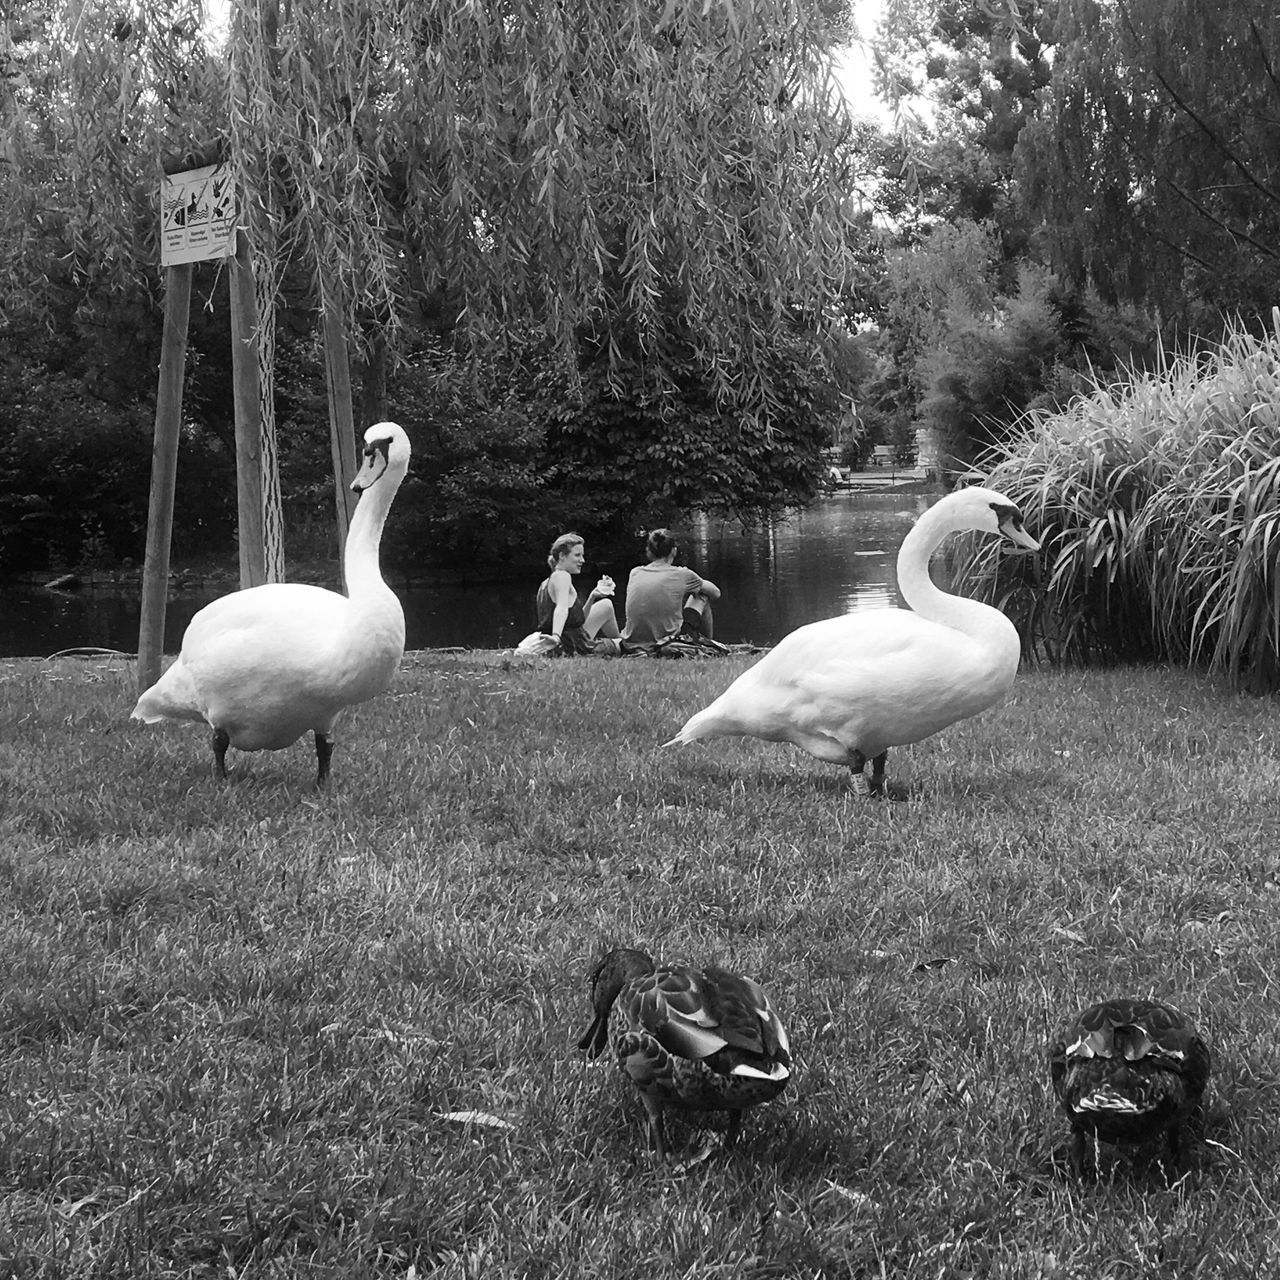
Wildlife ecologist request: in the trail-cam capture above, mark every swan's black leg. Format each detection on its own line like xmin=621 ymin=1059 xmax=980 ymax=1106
xmin=869 ymin=751 xmax=888 ymax=797
xmin=315 ymin=731 xmax=334 ymax=787
xmin=211 ymin=728 xmax=230 ymax=780
xmin=847 ymin=749 xmax=869 ymax=796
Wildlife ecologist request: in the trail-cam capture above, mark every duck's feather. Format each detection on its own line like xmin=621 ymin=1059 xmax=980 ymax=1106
xmin=623 ymin=964 xmax=791 ymax=1078
xmin=1049 ymin=998 xmax=1210 ymax=1146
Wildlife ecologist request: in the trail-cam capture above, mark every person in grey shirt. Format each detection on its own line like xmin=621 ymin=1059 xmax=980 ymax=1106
xmin=621 ymin=528 xmax=721 ymax=653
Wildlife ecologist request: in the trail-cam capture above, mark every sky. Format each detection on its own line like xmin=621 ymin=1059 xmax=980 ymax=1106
xmin=832 ymin=40 xmax=887 ymax=124
xmin=832 ymin=0 xmax=889 ymax=124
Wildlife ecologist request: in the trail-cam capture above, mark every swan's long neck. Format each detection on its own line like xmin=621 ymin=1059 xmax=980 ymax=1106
xmin=343 ymin=466 xmax=404 ymax=600
xmin=895 ymin=505 xmax=1003 ymax=639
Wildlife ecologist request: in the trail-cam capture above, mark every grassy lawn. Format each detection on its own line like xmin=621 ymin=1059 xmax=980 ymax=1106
xmin=2 ymin=650 xmax=1280 ymax=1276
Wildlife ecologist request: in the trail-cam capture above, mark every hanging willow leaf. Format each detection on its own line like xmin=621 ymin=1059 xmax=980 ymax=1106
xmin=6 ymin=0 xmax=864 ymax=431
xmin=222 ymin=0 xmax=862 ymax=421
xmin=958 ymin=314 xmax=1280 ymax=690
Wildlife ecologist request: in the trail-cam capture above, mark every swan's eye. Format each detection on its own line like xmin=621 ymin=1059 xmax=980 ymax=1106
xmin=365 ymin=437 xmax=392 ymax=462
xmin=990 ymin=502 xmax=1022 ymax=529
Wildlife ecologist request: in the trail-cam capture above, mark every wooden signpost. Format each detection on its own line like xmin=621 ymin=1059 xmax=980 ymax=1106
xmin=137 ymin=163 xmax=268 ymax=691
xmin=320 ymin=272 xmax=359 ymax=583
xmin=138 ymin=164 xmax=361 ymax=691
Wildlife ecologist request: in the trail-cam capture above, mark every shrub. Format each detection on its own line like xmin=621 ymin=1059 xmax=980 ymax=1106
xmin=0 ymin=352 xmax=235 ymax=573
xmin=375 ymin=322 xmax=839 ymax=577
xmin=956 ymin=315 xmax=1280 ymax=689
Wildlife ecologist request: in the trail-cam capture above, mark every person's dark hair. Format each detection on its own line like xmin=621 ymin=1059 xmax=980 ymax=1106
xmin=548 ymin=532 xmax=584 ymax=571
xmin=645 ymin=528 xmax=679 ymax=562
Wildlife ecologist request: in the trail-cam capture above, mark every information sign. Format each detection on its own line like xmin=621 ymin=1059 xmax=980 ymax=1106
xmin=160 ymin=163 xmax=235 ymax=265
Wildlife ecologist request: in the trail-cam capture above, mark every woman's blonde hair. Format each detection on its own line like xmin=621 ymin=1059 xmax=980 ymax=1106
xmin=547 ymin=532 xmax=584 ymax=571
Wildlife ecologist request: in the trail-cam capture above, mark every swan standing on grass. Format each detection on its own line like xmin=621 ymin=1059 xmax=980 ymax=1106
xmin=663 ymin=486 xmax=1040 ymax=796
xmin=132 ymin=421 xmax=411 ymax=786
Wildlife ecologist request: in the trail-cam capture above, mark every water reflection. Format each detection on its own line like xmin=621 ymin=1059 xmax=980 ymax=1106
xmin=0 ymin=491 xmax=940 ymax=657
xmin=683 ymin=492 xmax=934 ymax=646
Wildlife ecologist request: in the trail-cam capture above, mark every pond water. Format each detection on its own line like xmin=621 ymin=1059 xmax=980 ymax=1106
xmin=0 ymin=491 xmax=942 ymax=658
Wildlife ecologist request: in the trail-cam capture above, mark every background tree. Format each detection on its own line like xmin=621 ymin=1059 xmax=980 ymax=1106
xmin=1016 ymin=0 xmax=1280 ymax=331
xmin=863 ymin=0 xmax=1163 ymax=471
xmin=1 ymin=0 xmax=872 ymax=571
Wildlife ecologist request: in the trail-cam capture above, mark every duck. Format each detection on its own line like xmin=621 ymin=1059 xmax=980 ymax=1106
xmin=576 ymin=948 xmax=792 ymax=1161
xmin=1049 ymin=997 xmax=1211 ymax=1176
xmin=662 ymin=485 xmax=1039 ymax=795
xmin=131 ymin=422 xmax=411 ymax=786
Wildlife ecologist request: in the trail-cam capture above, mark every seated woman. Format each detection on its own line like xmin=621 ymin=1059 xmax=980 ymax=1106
xmin=537 ymin=532 xmax=623 ymax=656
xmin=621 ymin=528 xmax=722 ymax=653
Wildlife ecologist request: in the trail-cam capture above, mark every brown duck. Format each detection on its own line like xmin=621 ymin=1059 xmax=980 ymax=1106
xmin=1049 ymin=997 xmax=1211 ymax=1175
xmin=576 ymin=948 xmax=792 ymax=1161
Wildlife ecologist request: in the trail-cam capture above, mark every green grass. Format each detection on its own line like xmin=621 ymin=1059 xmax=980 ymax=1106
xmin=3 ymin=651 xmax=1280 ymax=1276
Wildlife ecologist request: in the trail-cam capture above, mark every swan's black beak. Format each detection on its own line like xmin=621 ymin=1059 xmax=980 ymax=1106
xmin=351 ymin=437 xmax=392 ymax=492
xmin=998 ymin=514 xmax=1040 ymax=555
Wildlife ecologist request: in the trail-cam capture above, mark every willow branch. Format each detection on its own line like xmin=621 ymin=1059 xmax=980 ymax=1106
xmin=1161 ymin=176 xmax=1278 ymax=260
xmin=1116 ymin=0 xmax=1280 ymax=209
xmin=1249 ymin=19 xmax=1280 ymax=101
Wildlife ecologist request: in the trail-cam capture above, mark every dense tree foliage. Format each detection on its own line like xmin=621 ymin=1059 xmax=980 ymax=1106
xmin=6 ymin=0 xmax=863 ymax=408
xmin=0 ymin=0 xmax=871 ymax=572
xmin=875 ymin=0 xmax=1280 ymax=331
xmin=6 ymin=0 xmax=1280 ymax=572
xmin=875 ymin=0 xmax=1051 ymax=254
xmin=862 ymin=0 xmax=1280 ymax=466
xmin=1017 ymin=0 xmax=1280 ymax=329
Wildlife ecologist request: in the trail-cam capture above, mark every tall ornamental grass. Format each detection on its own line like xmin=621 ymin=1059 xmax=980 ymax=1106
xmin=957 ymin=314 xmax=1280 ymax=689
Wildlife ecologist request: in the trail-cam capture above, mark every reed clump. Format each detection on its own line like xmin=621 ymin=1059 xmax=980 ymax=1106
xmin=958 ymin=314 xmax=1280 ymax=689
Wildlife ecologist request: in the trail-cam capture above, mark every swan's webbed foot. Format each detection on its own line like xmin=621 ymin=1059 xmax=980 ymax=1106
xmin=211 ymin=728 xmax=230 ymax=781
xmin=315 ymin=731 xmax=334 ymax=788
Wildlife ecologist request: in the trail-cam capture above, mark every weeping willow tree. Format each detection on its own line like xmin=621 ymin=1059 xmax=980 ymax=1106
xmin=1015 ymin=0 xmax=1280 ymax=331
xmin=3 ymin=0 xmax=863 ymax=433
xmin=1 ymin=3 xmax=226 ymax=323
xmin=230 ymin=0 xmax=862 ymax=425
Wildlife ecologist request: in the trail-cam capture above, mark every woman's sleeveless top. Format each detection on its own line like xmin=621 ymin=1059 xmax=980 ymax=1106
xmin=536 ymin=577 xmax=591 ymax=655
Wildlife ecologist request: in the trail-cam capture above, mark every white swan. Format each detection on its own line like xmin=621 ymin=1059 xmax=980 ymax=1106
xmin=663 ymin=485 xmax=1039 ymax=795
xmin=132 ymin=421 xmax=411 ymax=786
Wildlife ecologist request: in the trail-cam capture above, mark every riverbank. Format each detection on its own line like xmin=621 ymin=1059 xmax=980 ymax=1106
xmin=1 ymin=490 xmax=940 ymax=657
xmin=4 ymin=476 xmax=945 ymax=595
xmin=0 ymin=654 xmax=1271 ymax=1274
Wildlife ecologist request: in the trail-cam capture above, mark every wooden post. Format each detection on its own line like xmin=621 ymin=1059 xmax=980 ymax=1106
xmin=228 ymin=228 xmax=267 ymax=588
xmin=356 ymin=330 xmax=388 ymax=428
xmin=320 ymin=272 xmax=359 ymax=577
xmin=137 ymin=262 xmax=194 ymax=693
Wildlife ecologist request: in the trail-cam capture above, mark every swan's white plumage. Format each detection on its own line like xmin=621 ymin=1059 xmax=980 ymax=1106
xmin=664 ymin=485 xmax=1039 ymax=776
xmin=132 ymin=421 xmax=410 ymax=776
